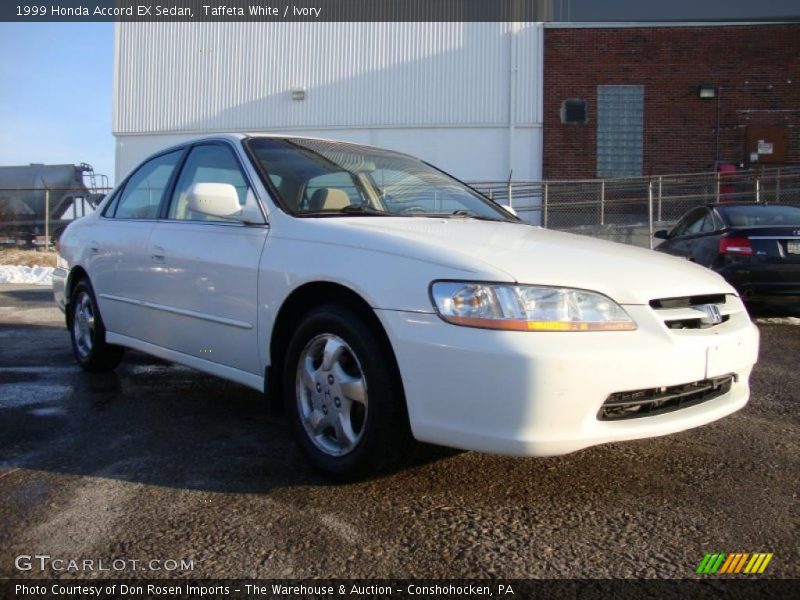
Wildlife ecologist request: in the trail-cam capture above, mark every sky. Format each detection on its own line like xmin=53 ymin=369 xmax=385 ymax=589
xmin=0 ymin=22 xmax=115 ymax=182
xmin=1 ymin=3 xmax=796 ymax=187
xmin=566 ymin=0 xmax=800 ymax=20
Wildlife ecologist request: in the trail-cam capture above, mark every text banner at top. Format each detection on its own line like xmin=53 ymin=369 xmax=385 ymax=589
xmin=3 ymin=0 xmax=555 ymax=22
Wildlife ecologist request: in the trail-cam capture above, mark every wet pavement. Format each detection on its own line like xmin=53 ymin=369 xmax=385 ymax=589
xmin=0 ymin=284 xmax=798 ymax=579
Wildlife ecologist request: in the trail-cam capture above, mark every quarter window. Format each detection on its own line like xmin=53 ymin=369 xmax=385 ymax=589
xmin=112 ymin=151 xmax=182 ymax=219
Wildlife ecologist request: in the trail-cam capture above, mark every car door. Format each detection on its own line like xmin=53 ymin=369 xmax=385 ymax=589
xmin=141 ymin=141 xmax=269 ymax=376
xmin=90 ymin=149 xmax=184 ymax=339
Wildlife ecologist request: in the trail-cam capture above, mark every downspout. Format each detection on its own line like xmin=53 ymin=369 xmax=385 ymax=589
xmin=508 ymin=21 xmax=519 ymax=188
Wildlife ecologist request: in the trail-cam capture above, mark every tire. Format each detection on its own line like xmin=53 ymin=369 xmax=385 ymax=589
xmin=283 ymin=304 xmax=413 ymax=479
xmin=68 ymin=279 xmax=124 ymax=372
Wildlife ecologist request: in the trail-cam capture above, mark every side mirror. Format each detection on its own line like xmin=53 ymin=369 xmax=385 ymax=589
xmin=654 ymin=229 xmax=670 ymax=240
xmin=186 ymin=183 xmax=242 ymax=220
xmin=499 ymin=204 xmax=518 ymax=217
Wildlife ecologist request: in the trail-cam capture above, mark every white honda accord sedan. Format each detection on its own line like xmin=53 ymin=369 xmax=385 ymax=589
xmin=53 ymin=134 xmax=759 ymax=478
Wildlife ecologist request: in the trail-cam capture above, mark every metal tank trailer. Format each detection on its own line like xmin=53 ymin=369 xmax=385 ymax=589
xmin=0 ymin=163 xmax=108 ymax=247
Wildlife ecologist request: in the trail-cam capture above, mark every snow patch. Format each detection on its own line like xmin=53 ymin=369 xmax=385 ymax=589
xmin=0 ymin=265 xmax=54 ymax=286
xmin=755 ymin=317 xmax=800 ymax=326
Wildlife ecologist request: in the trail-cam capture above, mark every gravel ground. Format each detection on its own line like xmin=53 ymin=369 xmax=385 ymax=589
xmin=0 ymin=284 xmax=797 ymax=579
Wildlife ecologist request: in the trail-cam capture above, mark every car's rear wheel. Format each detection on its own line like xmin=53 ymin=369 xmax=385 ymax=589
xmin=69 ymin=279 xmax=124 ymax=372
xmin=283 ymin=304 xmax=412 ymax=479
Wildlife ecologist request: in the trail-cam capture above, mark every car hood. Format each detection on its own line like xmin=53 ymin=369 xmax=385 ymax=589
xmin=289 ymin=217 xmax=736 ymax=305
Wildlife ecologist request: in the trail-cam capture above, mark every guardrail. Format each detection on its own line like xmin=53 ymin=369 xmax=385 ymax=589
xmin=470 ymin=166 xmax=800 ymax=248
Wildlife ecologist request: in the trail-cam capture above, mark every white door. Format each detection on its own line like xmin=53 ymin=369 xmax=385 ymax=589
xmin=141 ymin=142 xmax=269 ymax=376
xmin=90 ymin=149 xmax=184 ymax=339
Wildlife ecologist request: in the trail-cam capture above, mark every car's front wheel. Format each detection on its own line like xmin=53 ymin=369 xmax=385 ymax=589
xmin=283 ymin=304 xmax=412 ymax=479
xmin=69 ymin=279 xmax=124 ymax=372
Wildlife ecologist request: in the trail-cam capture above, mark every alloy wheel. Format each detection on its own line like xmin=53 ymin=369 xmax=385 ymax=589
xmin=295 ymin=333 xmax=369 ymax=457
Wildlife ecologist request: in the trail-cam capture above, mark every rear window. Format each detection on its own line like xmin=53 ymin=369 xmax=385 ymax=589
xmin=720 ymin=205 xmax=800 ymax=227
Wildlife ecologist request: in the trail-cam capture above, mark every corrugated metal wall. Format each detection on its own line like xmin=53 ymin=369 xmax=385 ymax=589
xmin=114 ymin=22 xmax=543 ymax=134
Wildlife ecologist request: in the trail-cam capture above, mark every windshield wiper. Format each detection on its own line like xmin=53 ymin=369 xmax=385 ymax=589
xmin=338 ymin=204 xmax=393 ymax=216
xmin=299 ymin=205 xmax=395 ymax=217
xmin=407 ymin=210 xmax=506 ymax=222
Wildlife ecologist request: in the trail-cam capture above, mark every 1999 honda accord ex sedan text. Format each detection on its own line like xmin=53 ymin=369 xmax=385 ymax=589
xmin=53 ymin=135 xmax=760 ymax=478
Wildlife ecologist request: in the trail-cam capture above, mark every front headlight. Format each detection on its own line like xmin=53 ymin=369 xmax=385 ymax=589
xmin=430 ymin=281 xmax=636 ymax=332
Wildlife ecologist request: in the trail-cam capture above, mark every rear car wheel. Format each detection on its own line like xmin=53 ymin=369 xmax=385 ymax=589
xmin=69 ymin=279 xmax=124 ymax=372
xmin=283 ymin=304 xmax=412 ymax=479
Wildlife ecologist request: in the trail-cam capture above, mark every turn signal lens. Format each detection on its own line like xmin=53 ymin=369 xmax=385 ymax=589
xmin=430 ymin=282 xmax=636 ymax=332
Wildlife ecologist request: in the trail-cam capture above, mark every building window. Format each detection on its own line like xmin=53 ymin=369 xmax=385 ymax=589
xmin=560 ymin=98 xmax=588 ymax=125
xmin=596 ymin=85 xmax=644 ymax=178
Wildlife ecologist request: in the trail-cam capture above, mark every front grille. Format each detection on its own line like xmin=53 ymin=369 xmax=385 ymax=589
xmin=598 ymin=374 xmax=735 ymax=421
xmin=649 ymin=294 xmax=727 ymax=310
xmin=650 ymin=294 xmax=738 ymax=330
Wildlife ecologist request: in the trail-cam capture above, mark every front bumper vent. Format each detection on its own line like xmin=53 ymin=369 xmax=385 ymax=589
xmin=598 ymin=374 xmax=735 ymax=421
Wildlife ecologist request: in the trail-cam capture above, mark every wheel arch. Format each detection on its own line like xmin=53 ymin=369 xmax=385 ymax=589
xmin=64 ymin=265 xmax=90 ymax=327
xmin=267 ymin=281 xmax=405 ymax=416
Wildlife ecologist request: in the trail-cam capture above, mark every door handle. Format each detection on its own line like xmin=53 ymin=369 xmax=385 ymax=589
xmin=152 ymin=245 xmax=166 ymax=264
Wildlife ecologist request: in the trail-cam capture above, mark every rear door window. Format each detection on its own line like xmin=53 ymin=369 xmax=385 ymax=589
xmin=111 ymin=150 xmax=183 ymax=219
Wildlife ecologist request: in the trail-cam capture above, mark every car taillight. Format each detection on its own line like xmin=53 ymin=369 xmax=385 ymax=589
xmin=719 ymin=236 xmax=752 ymax=255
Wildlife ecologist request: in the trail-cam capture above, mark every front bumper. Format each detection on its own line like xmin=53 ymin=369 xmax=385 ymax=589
xmin=376 ymin=302 xmax=759 ymax=456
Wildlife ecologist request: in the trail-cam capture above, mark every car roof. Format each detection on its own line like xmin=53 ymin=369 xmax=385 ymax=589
xmin=705 ymin=202 xmax=799 ymax=210
xmin=162 ymin=132 xmax=416 ymax=159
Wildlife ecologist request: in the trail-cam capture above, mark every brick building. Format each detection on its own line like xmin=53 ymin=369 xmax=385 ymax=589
xmin=543 ymin=23 xmax=800 ymax=179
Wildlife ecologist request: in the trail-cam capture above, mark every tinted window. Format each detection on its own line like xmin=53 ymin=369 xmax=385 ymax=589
xmin=168 ymin=144 xmax=258 ymax=222
xmin=113 ymin=151 xmax=182 ymax=219
xmin=719 ymin=205 xmax=800 ymax=227
xmin=671 ymin=209 xmax=706 ymax=237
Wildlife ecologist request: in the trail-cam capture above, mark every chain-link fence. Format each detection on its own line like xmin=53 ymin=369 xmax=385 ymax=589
xmin=471 ymin=166 xmax=800 ymax=248
xmin=0 ymin=187 xmax=110 ymax=250
xmin=3 ymin=166 xmax=800 ymax=251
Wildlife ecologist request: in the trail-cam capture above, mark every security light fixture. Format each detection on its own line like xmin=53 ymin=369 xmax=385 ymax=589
xmin=698 ymin=83 xmax=716 ymax=99
xmin=291 ymin=87 xmax=306 ymax=101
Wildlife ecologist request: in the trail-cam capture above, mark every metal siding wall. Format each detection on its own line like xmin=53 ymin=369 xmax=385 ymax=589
xmin=115 ymin=22 xmax=543 ymax=134
xmin=515 ymin=22 xmax=543 ymax=125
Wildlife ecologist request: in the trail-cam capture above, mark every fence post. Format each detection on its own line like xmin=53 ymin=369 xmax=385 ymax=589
xmin=755 ymin=178 xmax=761 ymax=203
xmin=542 ymin=183 xmax=549 ymax=228
xmin=715 ymin=171 xmax=720 ymax=203
xmin=600 ymin=180 xmax=605 ymax=226
xmin=657 ymin=176 xmax=663 ymax=223
xmin=648 ymin=180 xmax=654 ymax=250
xmin=44 ymin=186 xmax=50 ymax=251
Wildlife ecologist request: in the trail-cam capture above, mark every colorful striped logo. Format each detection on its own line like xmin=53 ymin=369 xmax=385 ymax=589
xmin=696 ymin=552 xmax=774 ymax=574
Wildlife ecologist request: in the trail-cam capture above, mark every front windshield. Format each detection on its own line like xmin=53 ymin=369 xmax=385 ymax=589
xmin=246 ymin=137 xmax=514 ymax=221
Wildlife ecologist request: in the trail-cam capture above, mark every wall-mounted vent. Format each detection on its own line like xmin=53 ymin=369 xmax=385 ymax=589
xmin=560 ymin=98 xmax=588 ymax=125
